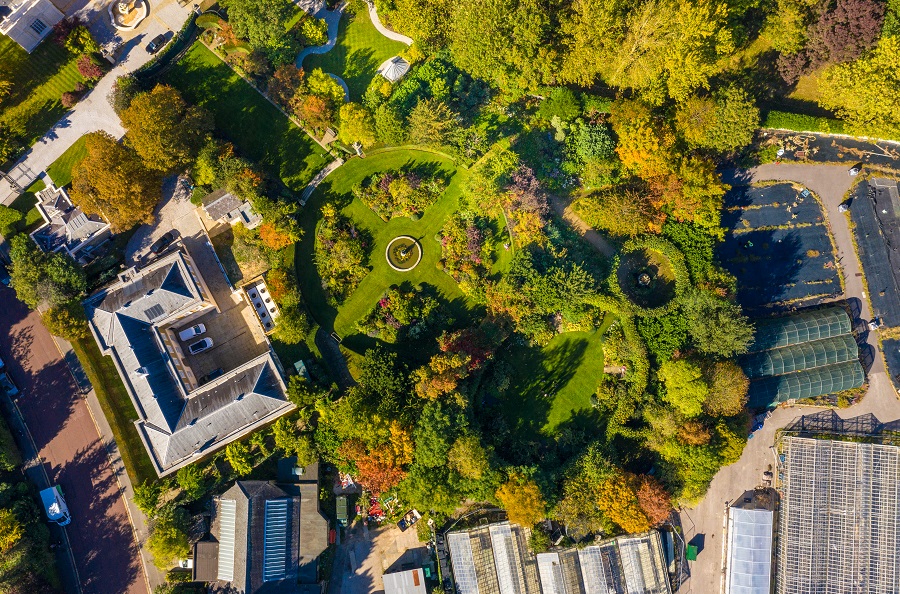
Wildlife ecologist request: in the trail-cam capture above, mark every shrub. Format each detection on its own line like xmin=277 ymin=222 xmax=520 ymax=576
xmin=763 ymin=110 xmax=846 ymax=134
xmin=313 ymin=205 xmax=369 ymax=305
xmin=61 ymin=91 xmax=79 ymax=108
xmin=76 ymin=54 xmax=104 ymax=80
xmin=356 ymin=287 xmax=441 ymax=342
xmin=352 ymin=170 xmax=446 ymax=220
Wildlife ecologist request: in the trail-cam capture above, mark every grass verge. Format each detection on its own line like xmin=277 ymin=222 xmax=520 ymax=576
xmin=70 ymin=337 xmax=158 ymax=486
xmin=46 ymin=134 xmax=88 ymax=188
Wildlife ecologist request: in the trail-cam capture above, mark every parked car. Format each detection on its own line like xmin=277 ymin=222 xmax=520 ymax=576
xmin=197 ymin=368 xmax=224 ymax=385
xmin=0 ymin=263 xmax=9 ymax=286
xmin=0 ymin=372 xmax=17 ymax=396
xmin=188 ymin=338 xmax=214 ymax=355
xmin=397 ymin=509 xmax=422 ymax=532
xmin=150 ymin=231 xmax=176 ymax=255
xmin=40 ymin=486 xmax=71 ymax=526
xmin=178 ymin=324 xmax=206 ymax=341
xmin=146 ymin=33 xmax=167 ymax=54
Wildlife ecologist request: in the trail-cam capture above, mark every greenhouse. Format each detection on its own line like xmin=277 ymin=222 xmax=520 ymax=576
xmin=742 ymin=334 xmax=859 ymax=378
xmin=748 ymin=306 xmax=851 ymax=352
xmin=743 ymin=307 xmax=864 ymax=408
xmin=747 ymin=361 xmax=865 ymax=407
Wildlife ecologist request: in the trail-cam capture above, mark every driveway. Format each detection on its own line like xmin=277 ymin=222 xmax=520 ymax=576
xmin=329 ymin=521 xmax=427 ymax=594
xmin=0 ymin=288 xmax=147 ymax=594
xmin=682 ymin=163 xmax=900 ymax=593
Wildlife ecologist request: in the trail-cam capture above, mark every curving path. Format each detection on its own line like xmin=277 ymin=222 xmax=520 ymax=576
xmin=328 ymin=73 xmax=351 ymax=102
xmin=367 ymin=0 xmax=413 ymax=45
xmin=295 ymin=1 xmax=347 ymax=69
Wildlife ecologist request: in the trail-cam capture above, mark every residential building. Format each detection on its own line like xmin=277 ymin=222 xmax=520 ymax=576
xmin=0 ymin=0 xmax=64 ymax=52
xmin=202 ymin=189 xmax=263 ymax=229
xmin=84 ymin=246 xmax=294 ymax=476
xmin=30 ymin=184 xmax=111 ymax=264
xmin=192 ymin=479 xmax=329 ymax=592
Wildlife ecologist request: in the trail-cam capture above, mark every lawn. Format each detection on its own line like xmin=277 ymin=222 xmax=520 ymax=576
xmin=71 ymin=337 xmax=159 ymax=486
xmin=302 ymin=10 xmax=407 ymax=101
xmin=0 ymin=34 xmax=85 ymax=164
xmin=46 ymin=134 xmax=88 ymax=188
xmin=296 ymin=148 xmax=508 ymax=365
xmin=8 ymin=180 xmax=45 ymax=234
xmin=486 ymin=320 xmax=614 ymax=439
xmin=164 ymin=42 xmax=329 ymax=192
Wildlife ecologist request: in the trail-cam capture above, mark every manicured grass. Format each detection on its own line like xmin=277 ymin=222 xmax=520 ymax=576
xmin=9 ymin=180 xmax=45 ymax=234
xmin=302 ymin=10 xmax=407 ymax=101
xmin=490 ymin=320 xmax=614 ymax=437
xmin=0 ymin=34 xmax=85 ymax=162
xmin=164 ymin=42 xmax=329 ymax=192
xmin=296 ymin=148 xmax=508 ymax=365
xmin=71 ymin=337 xmax=158 ymax=486
xmin=46 ymin=134 xmax=88 ymax=188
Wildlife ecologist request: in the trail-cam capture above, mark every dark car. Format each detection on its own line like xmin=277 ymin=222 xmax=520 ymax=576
xmin=198 ymin=368 xmax=224 ymax=386
xmin=0 ymin=372 xmax=18 ymax=396
xmin=0 ymin=263 xmax=9 ymax=286
xmin=146 ymin=33 xmax=167 ymax=54
xmin=150 ymin=231 xmax=176 ymax=255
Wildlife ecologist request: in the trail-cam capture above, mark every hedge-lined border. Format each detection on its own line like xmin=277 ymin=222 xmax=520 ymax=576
xmin=607 ymin=236 xmax=690 ymax=317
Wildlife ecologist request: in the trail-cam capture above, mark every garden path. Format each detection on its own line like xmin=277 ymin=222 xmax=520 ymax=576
xmin=295 ymin=1 xmax=347 ymax=68
xmin=547 ymin=193 xmax=616 ymax=257
xmin=366 ymin=0 xmax=412 ymax=45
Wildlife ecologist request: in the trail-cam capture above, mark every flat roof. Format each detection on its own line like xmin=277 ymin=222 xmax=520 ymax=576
xmin=384 ymin=568 xmax=428 ymax=594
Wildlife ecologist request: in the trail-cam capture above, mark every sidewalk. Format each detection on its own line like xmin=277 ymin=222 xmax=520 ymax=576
xmin=50 ymin=335 xmax=166 ymax=591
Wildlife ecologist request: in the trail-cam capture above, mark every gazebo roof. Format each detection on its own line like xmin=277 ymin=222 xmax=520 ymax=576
xmin=378 ymin=56 xmax=410 ymax=83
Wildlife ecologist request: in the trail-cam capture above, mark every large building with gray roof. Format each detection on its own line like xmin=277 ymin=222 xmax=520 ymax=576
xmin=84 ymin=246 xmax=294 ymax=476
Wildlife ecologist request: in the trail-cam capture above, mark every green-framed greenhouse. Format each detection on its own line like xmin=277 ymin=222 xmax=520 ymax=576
xmin=743 ymin=307 xmax=865 ymax=408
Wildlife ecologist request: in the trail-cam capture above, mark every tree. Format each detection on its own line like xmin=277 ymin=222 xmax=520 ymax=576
xmin=297 ymin=94 xmax=334 ymax=130
xmin=338 ymin=103 xmax=376 ymax=147
xmin=413 ymin=402 xmax=457 ymax=468
xmin=636 ymin=475 xmax=671 ymax=526
xmin=703 ymin=360 xmax=750 ymax=416
xmin=448 ymin=434 xmax=490 ymax=479
xmin=668 ymin=156 xmax=728 ymax=233
xmin=70 ymin=132 xmax=162 ymax=230
xmin=496 ymin=473 xmax=546 ymax=527
xmin=676 ymin=86 xmax=759 ymax=152
xmin=536 ymin=87 xmax=582 ymax=121
xmin=387 ymin=0 xmax=453 ymax=47
xmin=175 ymin=465 xmax=205 ymax=500
xmin=286 ymin=375 xmax=322 ymax=408
xmin=609 ymin=100 xmax=674 ymax=178
xmin=0 ymin=508 xmax=23 ymax=553
xmin=147 ymin=505 xmax=190 ymax=569
xmin=818 ymin=37 xmax=900 ymax=138
xmin=407 ymin=98 xmax=458 ymax=146
xmin=0 ymin=204 xmax=22 ymax=234
xmin=558 ymin=0 xmax=630 ymax=86
xmin=272 ymin=417 xmax=317 ymax=465
xmin=8 ymin=234 xmax=87 ymax=309
xmin=108 ymin=74 xmax=142 ymax=114
xmin=306 ymin=68 xmax=345 ymax=103
xmin=133 ymin=480 xmax=164 ymax=518
xmin=658 ymin=359 xmax=709 ymax=418
xmin=375 ymin=103 xmax=407 ymax=145
xmin=121 ymin=84 xmax=212 ymax=172
xmin=573 ymin=185 xmax=664 ymax=237
xmin=596 ymin=473 xmax=651 ymax=533
xmin=682 ymin=288 xmax=754 ymax=357
xmin=225 ymin=441 xmax=253 ymax=475
xmin=76 ymin=53 xmax=103 ymax=79
xmin=267 ymin=64 xmax=304 ymax=110
xmin=42 ymin=303 xmax=90 ymax=340
xmin=808 ymin=0 xmax=885 ymax=65
xmin=220 ymin=0 xmax=300 ymax=65
xmin=61 ymin=91 xmax=79 ymax=108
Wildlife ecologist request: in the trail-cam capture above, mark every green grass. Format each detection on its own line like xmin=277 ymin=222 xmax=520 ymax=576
xmin=165 ymin=42 xmax=329 ymax=192
xmin=296 ymin=148 xmax=509 ymax=365
xmin=46 ymin=134 xmax=88 ymax=188
xmin=9 ymin=180 xmax=45 ymax=234
xmin=0 ymin=34 xmax=85 ymax=163
xmin=71 ymin=337 xmax=158 ymax=486
xmin=302 ymin=10 xmax=407 ymax=101
xmin=490 ymin=320 xmax=614 ymax=437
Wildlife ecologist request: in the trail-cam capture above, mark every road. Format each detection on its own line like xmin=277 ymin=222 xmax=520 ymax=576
xmin=681 ymin=164 xmax=900 ymax=593
xmin=0 ymin=287 xmax=147 ymax=594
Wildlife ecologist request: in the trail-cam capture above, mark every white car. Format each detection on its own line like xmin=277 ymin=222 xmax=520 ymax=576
xmin=179 ymin=324 xmax=206 ymax=341
xmin=188 ymin=338 xmax=214 ymax=355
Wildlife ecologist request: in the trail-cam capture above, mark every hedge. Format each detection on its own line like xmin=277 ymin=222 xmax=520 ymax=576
xmin=762 ymin=110 xmax=846 ymax=135
xmin=607 ymin=236 xmax=691 ymax=318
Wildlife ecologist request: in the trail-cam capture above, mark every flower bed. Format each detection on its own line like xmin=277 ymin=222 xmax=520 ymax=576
xmin=356 ymin=286 xmax=443 ymax=342
xmin=352 ymin=170 xmax=445 ymax=220
xmin=439 ymin=213 xmax=493 ymax=297
xmin=314 ymin=204 xmax=370 ymax=304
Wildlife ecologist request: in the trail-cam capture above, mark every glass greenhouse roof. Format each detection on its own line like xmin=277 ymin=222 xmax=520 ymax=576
xmin=750 ymin=306 xmax=851 ymax=352
xmin=747 ymin=360 xmax=865 ymax=408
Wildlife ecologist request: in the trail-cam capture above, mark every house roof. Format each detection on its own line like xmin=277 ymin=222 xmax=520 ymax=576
xmin=30 ymin=185 xmax=109 ymax=255
xmin=194 ymin=541 xmax=220 ymax=582
xmin=210 ymin=481 xmax=320 ymax=593
xmin=203 ymin=189 xmax=245 ymax=221
xmin=84 ymin=249 xmax=293 ymax=475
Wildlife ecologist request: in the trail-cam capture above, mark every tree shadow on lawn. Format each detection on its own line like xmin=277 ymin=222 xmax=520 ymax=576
xmin=343 ymin=47 xmax=379 ymax=99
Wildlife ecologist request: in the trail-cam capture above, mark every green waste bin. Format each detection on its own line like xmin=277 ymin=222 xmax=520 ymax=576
xmin=686 ymin=544 xmax=698 ymax=561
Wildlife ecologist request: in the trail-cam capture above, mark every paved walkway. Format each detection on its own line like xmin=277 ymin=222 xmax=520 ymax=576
xmin=681 ymin=163 xmax=900 ymax=594
xmin=296 ymin=1 xmax=346 ymax=69
xmin=367 ymin=1 xmax=412 ymax=45
xmin=548 ymin=193 xmax=616 ymax=257
xmin=0 ymin=0 xmax=195 ymax=205
xmin=0 ymin=288 xmax=149 ymax=594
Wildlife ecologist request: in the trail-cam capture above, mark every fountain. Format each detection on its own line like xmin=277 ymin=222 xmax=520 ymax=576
xmin=109 ymin=0 xmax=148 ymax=31
xmin=385 ymin=236 xmax=422 ymax=272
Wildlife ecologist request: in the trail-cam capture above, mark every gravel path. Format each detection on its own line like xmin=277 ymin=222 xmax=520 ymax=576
xmin=295 ymin=2 xmax=347 ymax=69
xmin=366 ymin=1 xmax=412 ymax=45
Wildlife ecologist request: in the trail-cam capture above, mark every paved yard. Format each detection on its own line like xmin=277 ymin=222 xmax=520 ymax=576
xmin=329 ymin=522 xmax=428 ymax=594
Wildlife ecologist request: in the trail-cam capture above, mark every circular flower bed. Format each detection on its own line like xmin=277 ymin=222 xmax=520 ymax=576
xmin=610 ymin=237 xmax=689 ymax=317
xmin=385 ymin=236 xmax=423 ymax=272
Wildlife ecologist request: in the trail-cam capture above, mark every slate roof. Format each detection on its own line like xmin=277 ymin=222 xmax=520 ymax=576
xmin=84 ymin=250 xmax=293 ymax=475
xmin=203 ymin=189 xmax=245 ymax=221
xmin=30 ymin=185 xmax=109 ymax=255
xmin=207 ymin=481 xmax=327 ymax=593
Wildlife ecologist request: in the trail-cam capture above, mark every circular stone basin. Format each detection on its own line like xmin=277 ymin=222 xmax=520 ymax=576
xmin=386 ymin=236 xmax=422 ymax=272
xmin=616 ymin=248 xmax=676 ymax=309
xmin=109 ymin=0 xmax=148 ymax=31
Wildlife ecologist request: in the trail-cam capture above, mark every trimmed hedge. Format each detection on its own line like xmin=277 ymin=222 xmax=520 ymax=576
xmin=607 ymin=236 xmax=690 ymax=318
xmin=763 ymin=110 xmax=846 ymax=135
